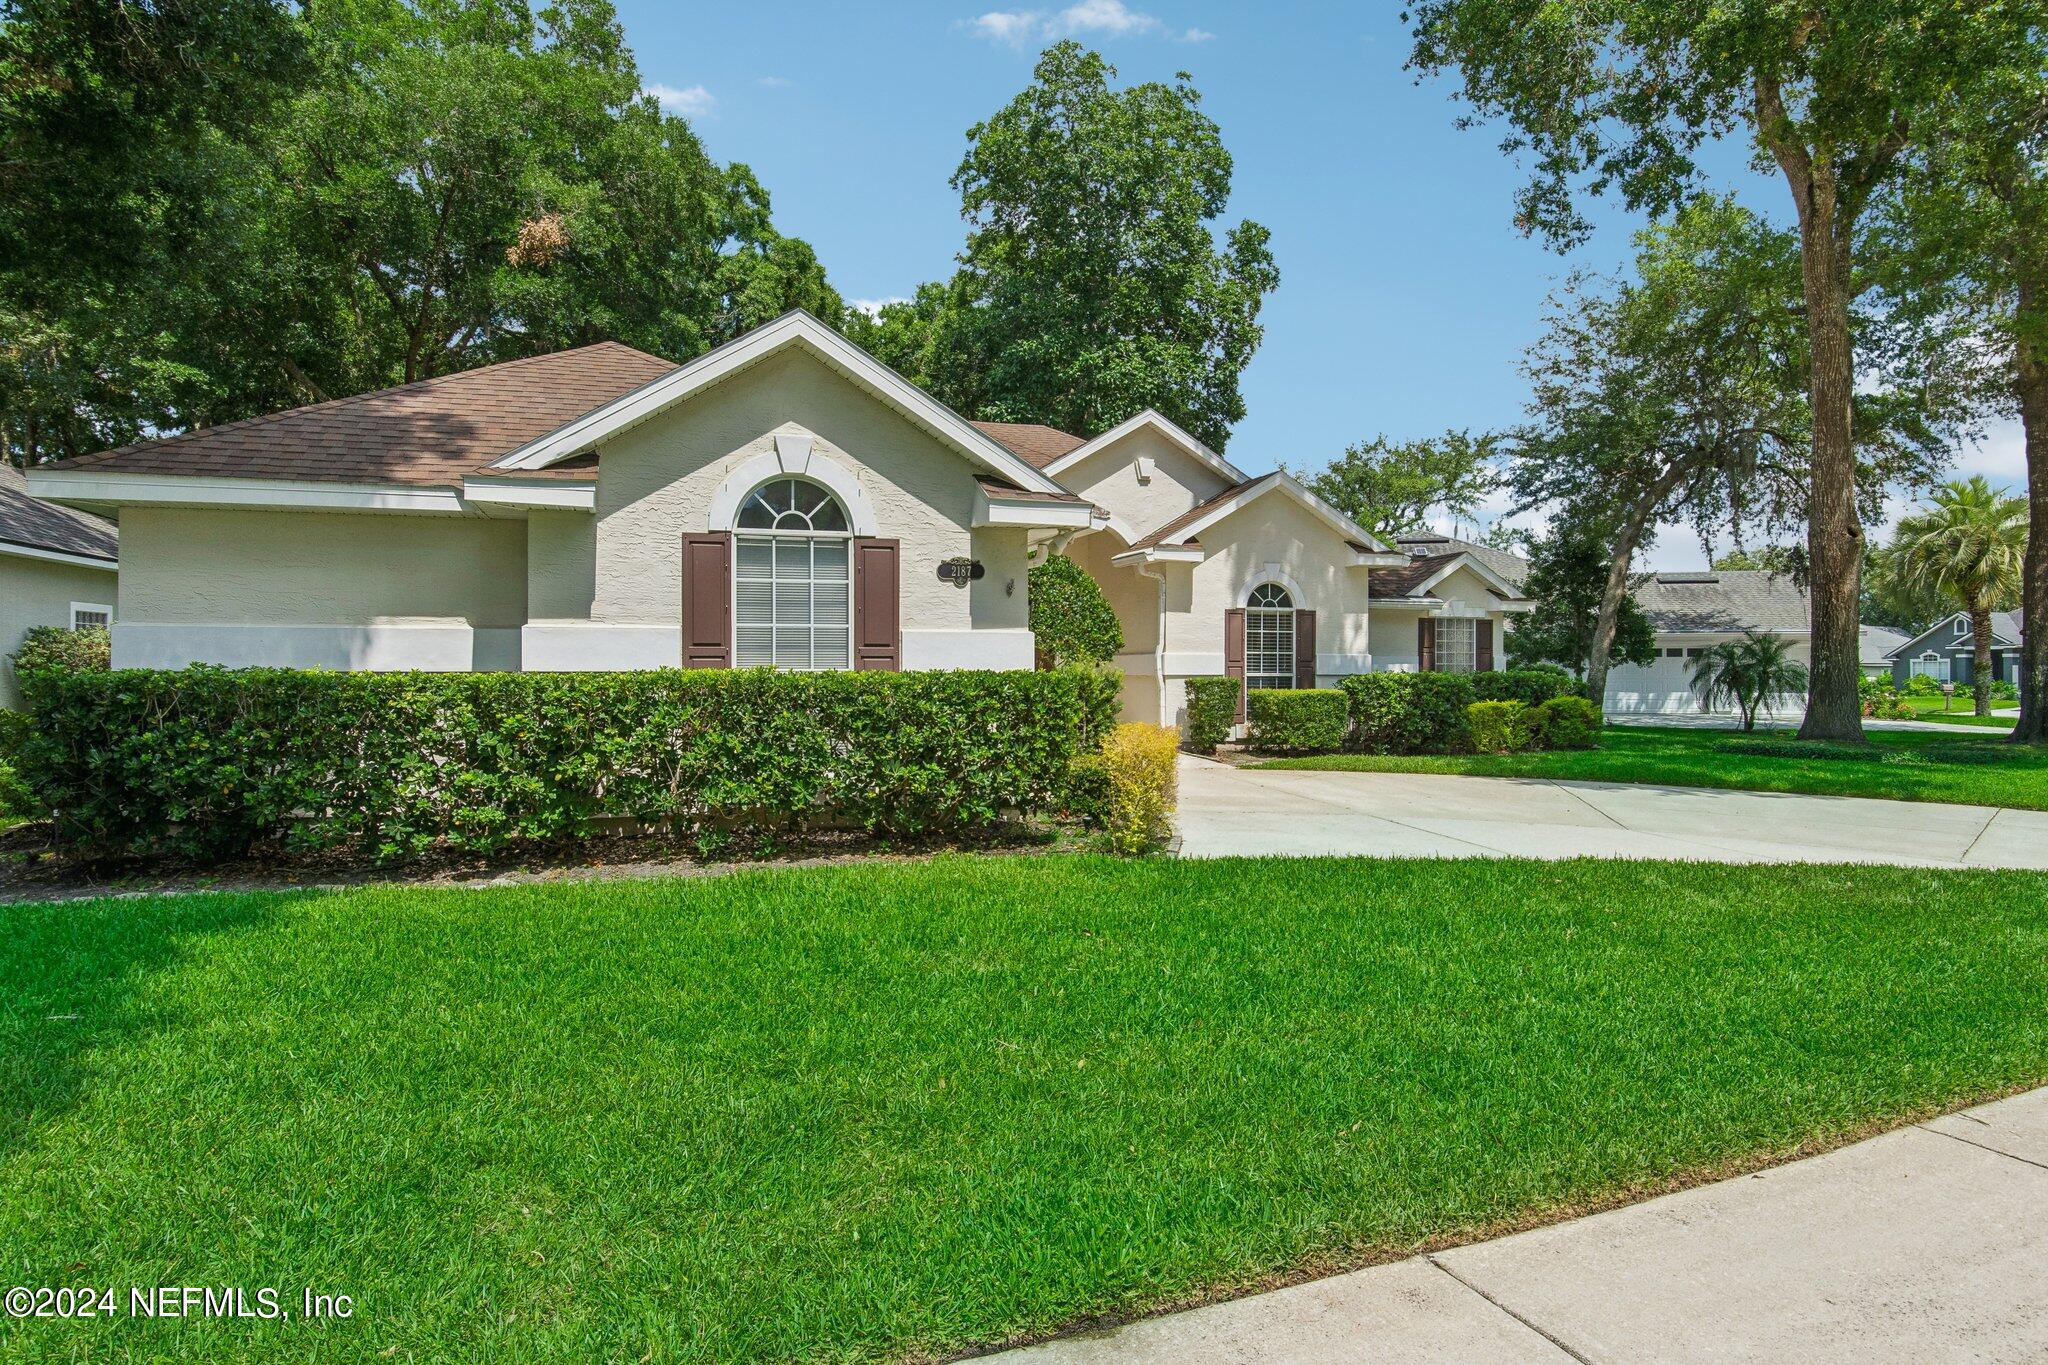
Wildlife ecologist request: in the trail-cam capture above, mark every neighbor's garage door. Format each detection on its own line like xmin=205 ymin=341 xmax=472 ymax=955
xmin=1604 ymin=650 xmax=1712 ymax=715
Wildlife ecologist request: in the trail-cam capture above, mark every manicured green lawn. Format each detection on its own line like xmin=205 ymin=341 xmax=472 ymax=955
xmin=1261 ymin=723 xmax=2048 ymax=810
xmin=1899 ymin=694 xmax=2018 ymax=728
xmin=5 ymin=857 xmax=2048 ymax=1361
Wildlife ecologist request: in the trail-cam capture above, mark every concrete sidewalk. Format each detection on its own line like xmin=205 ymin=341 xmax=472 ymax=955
xmin=1175 ymin=759 xmax=2048 ymax=869
xmin=995 ymin=1088 xmax=2048 ymax=1364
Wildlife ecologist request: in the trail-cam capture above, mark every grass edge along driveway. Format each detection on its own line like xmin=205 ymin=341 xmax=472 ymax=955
xmin=1258 ymin=723 xmax=2048 ymax=811
xmin=5 ymin=855 xmax=2048 ymax=1361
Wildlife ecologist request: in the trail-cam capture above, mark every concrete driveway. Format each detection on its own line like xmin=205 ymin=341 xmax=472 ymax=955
xmin=1177 ymin=757 xmax=2048 ymax=870
xmin=995 ymin=1087 xmax=2048 ymax=1364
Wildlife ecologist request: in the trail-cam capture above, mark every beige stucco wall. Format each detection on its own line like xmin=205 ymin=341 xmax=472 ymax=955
xmin=1180 ymin=493 xmax=1372 ymax=662
xmin=1054 ymin=426 xmax=1234 ymax=542
xmin=0 ymin=554 xmax=117 ymax=708
xmin=117 ymin=507 xmax=527 ymax=626
xmin=584 ymin=347 xmax=1016 ymax=635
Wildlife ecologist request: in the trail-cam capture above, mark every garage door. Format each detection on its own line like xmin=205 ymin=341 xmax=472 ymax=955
xmin=1605 ymin=652 xmax=1711 ymax=715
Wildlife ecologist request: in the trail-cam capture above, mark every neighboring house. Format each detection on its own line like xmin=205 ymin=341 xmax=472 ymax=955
xmin=0 ymin=462 xmax=118 ymax=709
xmin=1859 ymin=625 xmax=1909 ymax=680
xmin=1887 ymin=610 xmax=2024 ymax=691
xmin=1602 ymin=570 xmax=1811 ymax=716
xmin=26 ymin=312 xmax=1535 ymax=725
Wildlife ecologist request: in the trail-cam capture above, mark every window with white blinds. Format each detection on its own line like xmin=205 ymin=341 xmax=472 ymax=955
xmin=1245 ymin=583 xmax=1295 ymax=690
xmin=732 ymin=478 xmax=852 ymax=670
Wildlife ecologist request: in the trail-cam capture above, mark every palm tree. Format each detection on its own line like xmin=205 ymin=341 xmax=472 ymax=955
xmin=1690 ymin=630 xmax=1810 ymax=732
xmin=1892 ymin=477 xmax=2027 ymax=717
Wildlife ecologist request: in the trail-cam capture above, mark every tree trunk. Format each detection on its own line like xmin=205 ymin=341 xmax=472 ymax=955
xmin=1970 ymin=607 xmax=1996 ymax=716
xmin=2012 ymin=303 xmax=2048 ymax=744
xmin=1761 ymin=89 xmax=1867 ymax=742
xmin=1585 ymin=460 xmax=1689 ymax=702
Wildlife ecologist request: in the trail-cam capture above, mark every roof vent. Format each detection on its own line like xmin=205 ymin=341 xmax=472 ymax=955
xmin=1655 ymin=572 xmax=1720 ymax=585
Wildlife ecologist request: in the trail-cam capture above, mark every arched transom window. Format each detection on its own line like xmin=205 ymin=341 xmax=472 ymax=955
xmin=734 ymin=477 xmax=852 ymax=670
xmin=1245 ymin=583 xmax=1295 ymax=691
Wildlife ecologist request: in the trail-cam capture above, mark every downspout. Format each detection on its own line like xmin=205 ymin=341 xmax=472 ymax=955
xmin=1135 ymin=561 xmax=1168 ymax=724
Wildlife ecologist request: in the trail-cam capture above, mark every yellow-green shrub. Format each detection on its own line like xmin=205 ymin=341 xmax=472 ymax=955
xmin=1465 ymin=699 xmax=1531 ymax=754
xmin=1098 ymin=722 xmax=1179 ymax=854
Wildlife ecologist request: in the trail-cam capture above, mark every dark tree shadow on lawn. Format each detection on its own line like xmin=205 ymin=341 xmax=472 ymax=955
xmin=0 ymin=891 xmax=302 ymax=1162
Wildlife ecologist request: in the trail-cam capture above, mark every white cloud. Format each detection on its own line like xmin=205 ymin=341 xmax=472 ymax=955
xmin=1057 ymin=0 xmax=1158 ymax=36
xmin=964 ymin=10 xmax=1046 ymax=44
xmin=848 ymin=297 xmax=911 ymax=317
xmin=646 ymin=83 xmax=715 ymax=119
xmin=963 ymin=1 xmax=1192 ymax=45
xmin=756 ymin=75 xmax=793 ymax=89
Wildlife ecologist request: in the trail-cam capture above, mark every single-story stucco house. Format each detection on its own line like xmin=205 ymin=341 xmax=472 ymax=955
xmin=1887 ymin=610 xmax=2024 ymax=691
xmin=1 ymin=462 xmax=118 ymax=709
xmin=27 ymin=312 xmax=1534 ymax=727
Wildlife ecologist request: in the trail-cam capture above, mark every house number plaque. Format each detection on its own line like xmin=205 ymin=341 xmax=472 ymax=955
xmin=936 ymin=557 xmax=985 ymax=587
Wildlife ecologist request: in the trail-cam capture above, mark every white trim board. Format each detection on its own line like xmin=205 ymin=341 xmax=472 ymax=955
xmin=0 ymin=539 xmax=117 ymax=571
xmin=29 ymin=468 xmax=472 ymax=516
xmin=488 ymin=311 xmax=1073 ymax=499
xmin=1040 ymin=409 xmax=1249 ymax=486
xmin=1146 ymin=471 xmax=1403 ymax=558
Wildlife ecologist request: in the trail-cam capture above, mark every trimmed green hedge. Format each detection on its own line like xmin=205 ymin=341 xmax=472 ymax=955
xmin=1343 ymin=673 xmax=1475 ymax=754
xmin=21 ymin=667 xmax=1099 ymax=863
xmin=1247 ymin=688 xmax=1349 ymax=752
xmin=1466 ymin=700 xmax=1531 ymax=754
xmin=1182 ymin=676 xmax=1240 ymax=753
xmin=1534 ymin=695 xmax=1603 ymax=749
xmin=1471 ymin=665 xmax=1578 ymax=706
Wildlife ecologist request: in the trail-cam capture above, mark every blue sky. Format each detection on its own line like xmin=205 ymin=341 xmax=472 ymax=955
xmin=617 ymin=0 xmax=2022 ymax=567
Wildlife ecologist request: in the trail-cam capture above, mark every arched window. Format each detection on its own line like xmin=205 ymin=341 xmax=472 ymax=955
xmin=1245 ymin=583 xmax=1295 ymax=691
xmin=733 ymin=477 xmax=852 ymax=670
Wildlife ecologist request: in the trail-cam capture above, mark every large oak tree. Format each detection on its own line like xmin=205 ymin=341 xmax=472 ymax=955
xmin=1407 ymin=1 xmax=2025 ymax=738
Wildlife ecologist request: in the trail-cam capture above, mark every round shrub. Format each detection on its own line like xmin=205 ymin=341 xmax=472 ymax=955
xmin=12 ymin=624 xmax=110 ymax=676
xmin=1534 ymin=695 xmax=1603 ymax=750
xmin=1029 ymin=553 xmax=1123 ymax=666
xmin=1904 ymin=674 xmax=1944 ymax=698
xmin=1465 ymin=700 xmax=1530 ymax=754
xmin=1246 ymin=689 xmax=1348 ymax=753
xmin=1182 ymin=676 xmax=1240 ymax=753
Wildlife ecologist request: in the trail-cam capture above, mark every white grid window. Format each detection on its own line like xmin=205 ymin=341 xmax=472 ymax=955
xmin=70 ymin=602 xmax=112 ymax=630
xmin=733 ymin=478 xmax=852 ymax=671
xmin=1911 ymin=653 xmax=1950 ymax=682
xmin=1434 ymin=617 xmax=1477 ymax=673
xmin=1246 ymin=583 xmax=1295 ymax=690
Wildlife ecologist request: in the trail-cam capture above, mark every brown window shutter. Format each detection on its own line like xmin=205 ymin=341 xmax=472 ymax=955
xmin=1224 ymin=607 xmax=1247 ymax=722
xmin=1294 ymin=609 xmax=1317 ymax=688
xmin=1476 ymin=618 xmax=1494 ymax=672
xmin=1418 ymin=616 xmax=1435 ymax=672
xmin=853 ymin=537 xmax=901 ymax=671
xmin=680 ymin=532 xmax=732 ymax=668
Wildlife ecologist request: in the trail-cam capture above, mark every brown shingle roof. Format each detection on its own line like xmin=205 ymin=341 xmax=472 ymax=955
xmin=0 ymin=462 xmax=117 ymax=561
xmin=973 ymin=475 xmax=1089 ymax=505
xmin=970 ymin=420 xmax=1088 ymax=469
xmin=49 ymin=343 xmax=679 ymax=488
xmin=1366 ymin=556 xmax=1448 ymax=598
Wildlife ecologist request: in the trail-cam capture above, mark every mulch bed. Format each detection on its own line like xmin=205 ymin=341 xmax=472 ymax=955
xmin=0 ymin=818 xmax=1082 ymax=904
